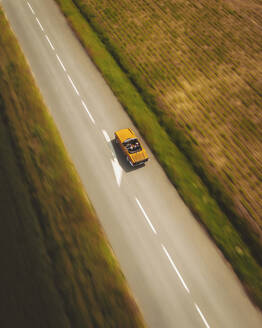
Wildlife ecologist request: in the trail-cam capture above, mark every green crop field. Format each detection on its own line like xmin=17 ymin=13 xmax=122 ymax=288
xmin=0 ymin=7 xmax=145 ymax=328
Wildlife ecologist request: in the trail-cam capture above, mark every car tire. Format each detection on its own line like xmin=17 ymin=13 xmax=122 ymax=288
xmin=126 ymin=156 xmax=133 ymax=167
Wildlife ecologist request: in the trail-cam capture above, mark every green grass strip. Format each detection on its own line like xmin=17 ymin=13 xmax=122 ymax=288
xmin=0 ymin=7 xmax=146 ymax=327
xmin=54 ymin=0 xmax=262 ymax=308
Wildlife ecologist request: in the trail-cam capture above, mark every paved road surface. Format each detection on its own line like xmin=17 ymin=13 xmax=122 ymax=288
xmin=2 ymin=0 xmax=262 ymax=327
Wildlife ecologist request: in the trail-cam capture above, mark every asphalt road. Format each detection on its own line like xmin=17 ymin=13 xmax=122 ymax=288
xmin=2 ymin=0 xmax=262 ymax=327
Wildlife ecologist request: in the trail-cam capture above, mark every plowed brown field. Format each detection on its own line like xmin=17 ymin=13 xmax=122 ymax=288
xmin=75 ymin=0 xmax=262 ymax=236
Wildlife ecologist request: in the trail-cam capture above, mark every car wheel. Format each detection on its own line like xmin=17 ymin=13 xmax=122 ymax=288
xmin=126 ymin=156 xmax=133 ymax=167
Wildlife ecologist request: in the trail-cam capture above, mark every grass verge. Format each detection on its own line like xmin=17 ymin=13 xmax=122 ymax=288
xmin=53 ymin=0 xmax=262 ymax=309
xmin=0 ymin=7 xmax=146 ymax=328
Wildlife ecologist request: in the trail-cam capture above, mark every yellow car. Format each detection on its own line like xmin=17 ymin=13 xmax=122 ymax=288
xmin=114 ymin=128 xmax=149 ymax=166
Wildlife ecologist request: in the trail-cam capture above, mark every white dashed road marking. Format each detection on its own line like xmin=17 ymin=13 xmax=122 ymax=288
xmin=35 ymin=17 xmax=44 ymax=31
xmin=27 ymin=1 xmax=35 ymax=15
xmin=81 ymin=100 xmax=95 ymax=124
xmin=162 ymin=244 xmax=190 ymax=293
xmin=45 ymin=35 xmax=55 ymax=50
xmin=56 ymin=54 xmax=66 ymax=72
xmin=111 ymin=158 xmax=123 ymax=187
xmin=195 ymin=304 xmax=210 ymax=328
xmin=136 ymin=198 xmax=157 ymax=234
xmin=67 ymin=74 xmax=79 ymax=95
xmin=102 ymin=130 xmax=111 ymax=143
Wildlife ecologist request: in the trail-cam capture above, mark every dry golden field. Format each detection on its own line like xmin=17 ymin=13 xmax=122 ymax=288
xmin=77 ymin=0 xmax=262 ymax=237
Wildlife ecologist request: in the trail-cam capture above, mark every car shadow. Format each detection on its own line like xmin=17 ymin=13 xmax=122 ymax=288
xmin=111 ymin=139 xmax=145 ymax=173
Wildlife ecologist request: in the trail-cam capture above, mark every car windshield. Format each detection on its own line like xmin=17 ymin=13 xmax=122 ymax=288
xmin=123 ymin=138 xmax=142 ymax=154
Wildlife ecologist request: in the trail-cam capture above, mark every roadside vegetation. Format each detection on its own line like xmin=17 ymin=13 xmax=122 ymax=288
xmin=0 ymin=7 xmax=146 ymax=328
xmin=54 ymin=0 xmax=262 ymax=308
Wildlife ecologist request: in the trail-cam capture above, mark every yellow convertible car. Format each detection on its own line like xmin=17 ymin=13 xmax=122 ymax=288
xmin=114 ymin=128 xmax=149 ymax=166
